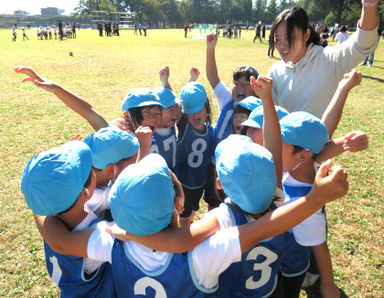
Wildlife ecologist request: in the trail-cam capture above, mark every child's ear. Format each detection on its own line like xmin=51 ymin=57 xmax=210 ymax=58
xmin=298 ymin=149 xmax=312 ymax=162
xmin=123 ymin=111 xmax=129 ymax=121
xmin=83 ymin=188 xmax=90 ymax=198
xmin=216 ymin=178 xmax=223 ymax=190
xmin=105 ymin=164 xmax=117 ymax=179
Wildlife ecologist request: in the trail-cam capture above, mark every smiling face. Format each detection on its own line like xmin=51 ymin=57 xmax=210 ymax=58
xmin=186 ymin=106 xmax=208 ymax=131
xmin=233 ymin=112 xmax=248 ymax=134
xmin=159 ymin=104 xmax=181 ymax=128
xmin=231 ymin=76 xmax=255 ymax=101
xmin=274 ymin=20 xmax=310 ymax=64
xmin=141 ymin=106 xmax=162 ymax=131
xmin=246 ymin=127 xmax=263 ymax=146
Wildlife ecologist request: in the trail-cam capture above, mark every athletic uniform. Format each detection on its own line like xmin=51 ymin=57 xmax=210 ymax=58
xmin=213 ymin=193 xmax=285 ymax=297
xmin=151 ymin=127 xmax=178 ymax=174
xmin=44 ymin=211 xmax=115 ymax=297
xmin=87 ymin=222 xmax=242 ymax=297
xmin=177 ymin=117 xmax=217 ymax=217
xmin=213 ymin=81 xmax=234 ymax=148
xmin=281 ymin=172 xmax=326 ymax=295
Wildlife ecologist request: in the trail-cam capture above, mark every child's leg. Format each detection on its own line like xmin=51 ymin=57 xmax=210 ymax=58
xmin=179 ymin=187 xmax=203 ymax=227
xmin=312 ymin=242 xmax=340 ymax=298
xmin=282 ymin=274 xmax=306 ymax=298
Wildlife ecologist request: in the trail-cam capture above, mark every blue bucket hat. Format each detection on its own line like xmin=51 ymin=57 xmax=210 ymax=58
xmin=179 ymin=82 xmax=207 ymax=114
xmin=242 ymin=105 xmax=289 ymax=129
xmin=122 ymin=88 xmax=164 ymax=111
xmin=153 ymin=87 xmax=178 ymax=109
xmin=20 ymin=141 xmax=93 ymax=215
xmin=234 ymin=96 xmax=262 ymax=112
xmin=84 ymin=126 xmax=139 ymax=170
xmin=109 ymin=154 xmax=174 ymax=235
xmin=215 ymin=135 xmax=276 ymax=214
xmin=280 ymin=111 xmax=329 ymax=154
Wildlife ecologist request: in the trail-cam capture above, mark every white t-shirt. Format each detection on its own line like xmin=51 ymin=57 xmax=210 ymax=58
xmin=87 ymin=223 xmax=241 ymax=289
xmin=335 ymin=31 xmax=351 ymax=45
xmin=85 ymin=184 xmax=112 ymax=218
xmin=283 ymin=173 xmax=326 ymax=246
xmin=213 ymin=81 xmax=232 ymax=112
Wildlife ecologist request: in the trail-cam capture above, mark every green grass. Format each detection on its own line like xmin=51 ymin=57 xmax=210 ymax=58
xmin=0 ymin=28 xmax=383 ymax=296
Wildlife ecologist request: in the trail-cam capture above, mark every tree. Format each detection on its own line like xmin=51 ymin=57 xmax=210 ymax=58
xmin=74 ymin=0 xmax=117 ymax=15
xmin=266 ymin=0 xmax=278 ymax=24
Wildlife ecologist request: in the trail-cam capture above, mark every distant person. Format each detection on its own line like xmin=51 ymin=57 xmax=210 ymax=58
xmin=335 ymin=25 xmax=350 ymax=45
xmin=97 ymin=22 xmax=103 ymax=37
xmin=12 ymin=26 xmax=17 ymax=41
xmin=361 ymin=28 xmax=382 ymax=67
xmin=22 ymin=27 xmax=29 ymax=40
xmin=71 ymin=22 xmax=76 ymax=38
xmin=184 ymin=23 xmax=188 ymax=37
xmin=253 ymin=21 xmax=262 ymax=43
xmin=262 ymin=24 xmax=266 ymax=40
xmin=268 ymin=33 xmax=274 ymax=57
xmin=58 ymin=19 xmax=63 ymax=40
xmin=138 ymin=23 xmax=142 ymax=35
xmin=238 ymin=26 xmax=241 ymax=38
xmin=53 ymin=25 xmax=57 ymax=39
xmin=143 ymin=23 xmax=147 ymax=36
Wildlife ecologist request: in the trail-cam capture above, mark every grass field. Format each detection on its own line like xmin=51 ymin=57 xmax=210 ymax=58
xmin=0 ymin=28 xmax=383 ymax=297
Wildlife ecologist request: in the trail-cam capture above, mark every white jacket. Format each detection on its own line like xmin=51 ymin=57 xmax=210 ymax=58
xmin=268 ymin=24 xmax=378 ymax=118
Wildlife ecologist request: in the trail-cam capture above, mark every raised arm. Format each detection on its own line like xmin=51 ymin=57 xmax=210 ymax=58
xmin=250 ymin=75 xmax=282 ymax=188
xmin=15 ymin=66 xmax=108 ymax=131
xmin=359 ymin=0 xmax=379 ymax=31
xmin=206 ymin=33 xmax=220 ymax=89
xmin=33 ymin=213 xmax=91 ymax=257
xmin=322 ymin=69 xmax=361 ymax=138
xmin=160 ymin=65 xmax=172 ymax=90
xmin=239 ymin=160 xmax=348 ymax=252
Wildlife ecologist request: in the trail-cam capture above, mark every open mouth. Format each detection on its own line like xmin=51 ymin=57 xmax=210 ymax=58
xmin=237 ymin=93 xmax=246 ymax=100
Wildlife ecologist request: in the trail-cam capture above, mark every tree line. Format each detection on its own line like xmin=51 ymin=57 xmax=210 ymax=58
xmin=74 ymin=0 xmax=384 ymax=28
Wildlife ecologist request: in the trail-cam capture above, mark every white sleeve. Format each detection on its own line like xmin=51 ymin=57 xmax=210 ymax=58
xmin=209 ymin=202 xmax=234 ymax=229
xmin=213 ymin=81 xmax=232 ymax=111
xmin=292 ymin=209 xmax=327 ymax=246
xmin=85 ymin=187 xmax=111 ymax=217
xmin=87 ymin=221 xmax=115 ymax=263
xmin=192 ymin=226 xmax=241 ymax=289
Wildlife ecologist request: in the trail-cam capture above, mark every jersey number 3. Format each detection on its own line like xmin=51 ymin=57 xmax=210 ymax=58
xmin=134 ymin=276 xmax=167 ymax=298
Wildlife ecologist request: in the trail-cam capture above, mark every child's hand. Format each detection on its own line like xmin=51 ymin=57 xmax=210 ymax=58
xmin=343 ymin=131 xmax=368 ymax=152
xmin=320 ymin=283 xmax=341 ymax=298
xmin=135 ymin=125 xmax=153 ymax=149
xmin=159 ymin=65 xmax=170 ymax=87
xmin=111 ymin=118 xmax=133 ymax=132
xmin=105 ymin=224 xmax=132 ymax=241
xmin=189 ymin=66 xmax=200 ymax=82
xmin=338 ymin=69 xmax=361 ymax=92
xmin=206 ymin=33 xmax=218 ymax=49
xmin=250 ymin=75 xmax=273 ymax=101
xmin=15 ymin=66 xmax=58 ymax=92
xmin=310 ymin=160 xmax=348 ymax=205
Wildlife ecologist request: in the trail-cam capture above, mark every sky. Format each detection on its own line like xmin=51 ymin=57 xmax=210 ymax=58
xmin=0 ymin=0 xmax=80 ymax=16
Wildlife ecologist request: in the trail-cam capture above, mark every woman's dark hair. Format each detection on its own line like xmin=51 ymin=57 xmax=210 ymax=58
xmin=270 ymin=6 xmax=320 ymax=50
xmin=233 ymin=66 xmax=259 ymax=82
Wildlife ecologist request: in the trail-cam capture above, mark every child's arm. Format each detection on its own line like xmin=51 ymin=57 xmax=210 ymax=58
xmin=33 ymin=213 xmax=91 ymax=257
xmin=106 ymin=212 xmax=220 ymax=253
xmin=315 ymin=131 xmax=368 ymax=162
xmin=311 ymin=242 xmax=340 ymax=298
xmin=250 ymin=75 xmax=282 ymax=188
xmin=160 ymin=65 xmax=172 ymax=90
xmin=189 ymin=66 xmax=200 ymax=82
xmin=15 ymin=66 xmax=108 ymax=131
xmin=206 ymin=33 xmax=220 ymax=90
xmin=239 ymin=160 xmax=348 ymax=252
xmin=322 ymin=69 xmax=361 ymax=138
xmin=134 ymin=125 xmax=153 ymax=161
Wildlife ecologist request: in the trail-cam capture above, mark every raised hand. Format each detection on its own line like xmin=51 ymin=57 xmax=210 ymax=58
xmin=339 ymin=69 xmax=361 ymax=92
xmin=159 ymin=65 xmax=170 ymax=88
xmin=250 ymin=75 xmax=273 ymax=101
xmin=14 ymin=66 xmax=58 ymax=92
xmin=189 ymin=66 xmax=200 ymax=82
xmin=206 ymin=32 xmax=218 ymax=49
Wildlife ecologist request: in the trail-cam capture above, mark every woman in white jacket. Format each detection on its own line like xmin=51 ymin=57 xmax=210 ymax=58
xmin=267 ymin=1 xmax=379 ymax=118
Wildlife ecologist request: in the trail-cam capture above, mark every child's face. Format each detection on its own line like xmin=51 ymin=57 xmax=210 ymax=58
xmin=246 ymin=127 xmax=263 ymax=145
xmin=231 ymin=76 xmax=255 ymax=102
xmin=233 ymin=112 xmax=248 ymax=134
xmin=160 ymin=104 xmax=181 ymax=128
xmin=141 ymin=106 xmax=162 ymax=131
xmin=282 ymin=141 xmax=300 ymax=172
xmin=187 ymin=106 xmax=208 ymax=131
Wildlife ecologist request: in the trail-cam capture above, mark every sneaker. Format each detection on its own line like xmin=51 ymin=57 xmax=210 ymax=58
xmin=301 ymin=272 xmax=320 ymax=288
xmin=360 ymin=63 xmax=367 ymax=66
xmin=368 ymin=64 xmax=372 ymax=67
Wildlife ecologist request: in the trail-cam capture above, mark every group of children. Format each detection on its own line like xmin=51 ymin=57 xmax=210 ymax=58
xmin=17 ymin=30 xmax=368 ymax=297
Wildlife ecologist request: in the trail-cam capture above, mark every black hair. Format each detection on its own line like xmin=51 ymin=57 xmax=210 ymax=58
xmin=128 ymin=104 xmax=161 ymax=130
xmin=233 ymin=104 xmax=252 ymax=115
xmin=270 ymin=6 xmax=320 ymax=50
xmin=233 ymin=66 xmax=259 ymax=82
xmin=292 ymin=144 xmax=318 ymax=161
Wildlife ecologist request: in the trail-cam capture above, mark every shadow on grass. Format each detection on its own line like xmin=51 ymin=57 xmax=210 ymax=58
xmin=302 ymin=278 xmax=349 ymax=298
xmin=362 ymin=74 xmax=384 ymax=82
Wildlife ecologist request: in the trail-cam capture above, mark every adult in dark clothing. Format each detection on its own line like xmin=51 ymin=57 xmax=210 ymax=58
xmin=58 ymin=20 xmax=63 ymax=40
xmin=262 ymin=24 xmax=266 ymax=40
xmin=98 ymin=22 xmax=103 ymax=36
xmin=253 ymin=22 xmax=262 ymax=43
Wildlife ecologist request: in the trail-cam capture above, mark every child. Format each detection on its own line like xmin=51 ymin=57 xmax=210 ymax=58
xmin=21 ymin=141 xmax=115 ymax=297
xmin=34 ymin=151 xmax=348 ymax=297
xmin=177 ymin=78 xmax=218 ymax=226
xmin=12 ymin=27 xmax=17 ymax=41
xmin=232 ymin=96 xmax=262 ymax=134
xmin=53 ymin=25 xmax=57 ymax=39
xmin=206 ymin=32 xmax=259 ymax=146
xmin=22 ymin=27 xmax=29 ymax=40
xmin=36 ymin=27 xmax=40 ymax=40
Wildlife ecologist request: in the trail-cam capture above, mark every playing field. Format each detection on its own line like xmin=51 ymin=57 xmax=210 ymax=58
xmin=0 ymin=28 xmax=383 ymax=296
